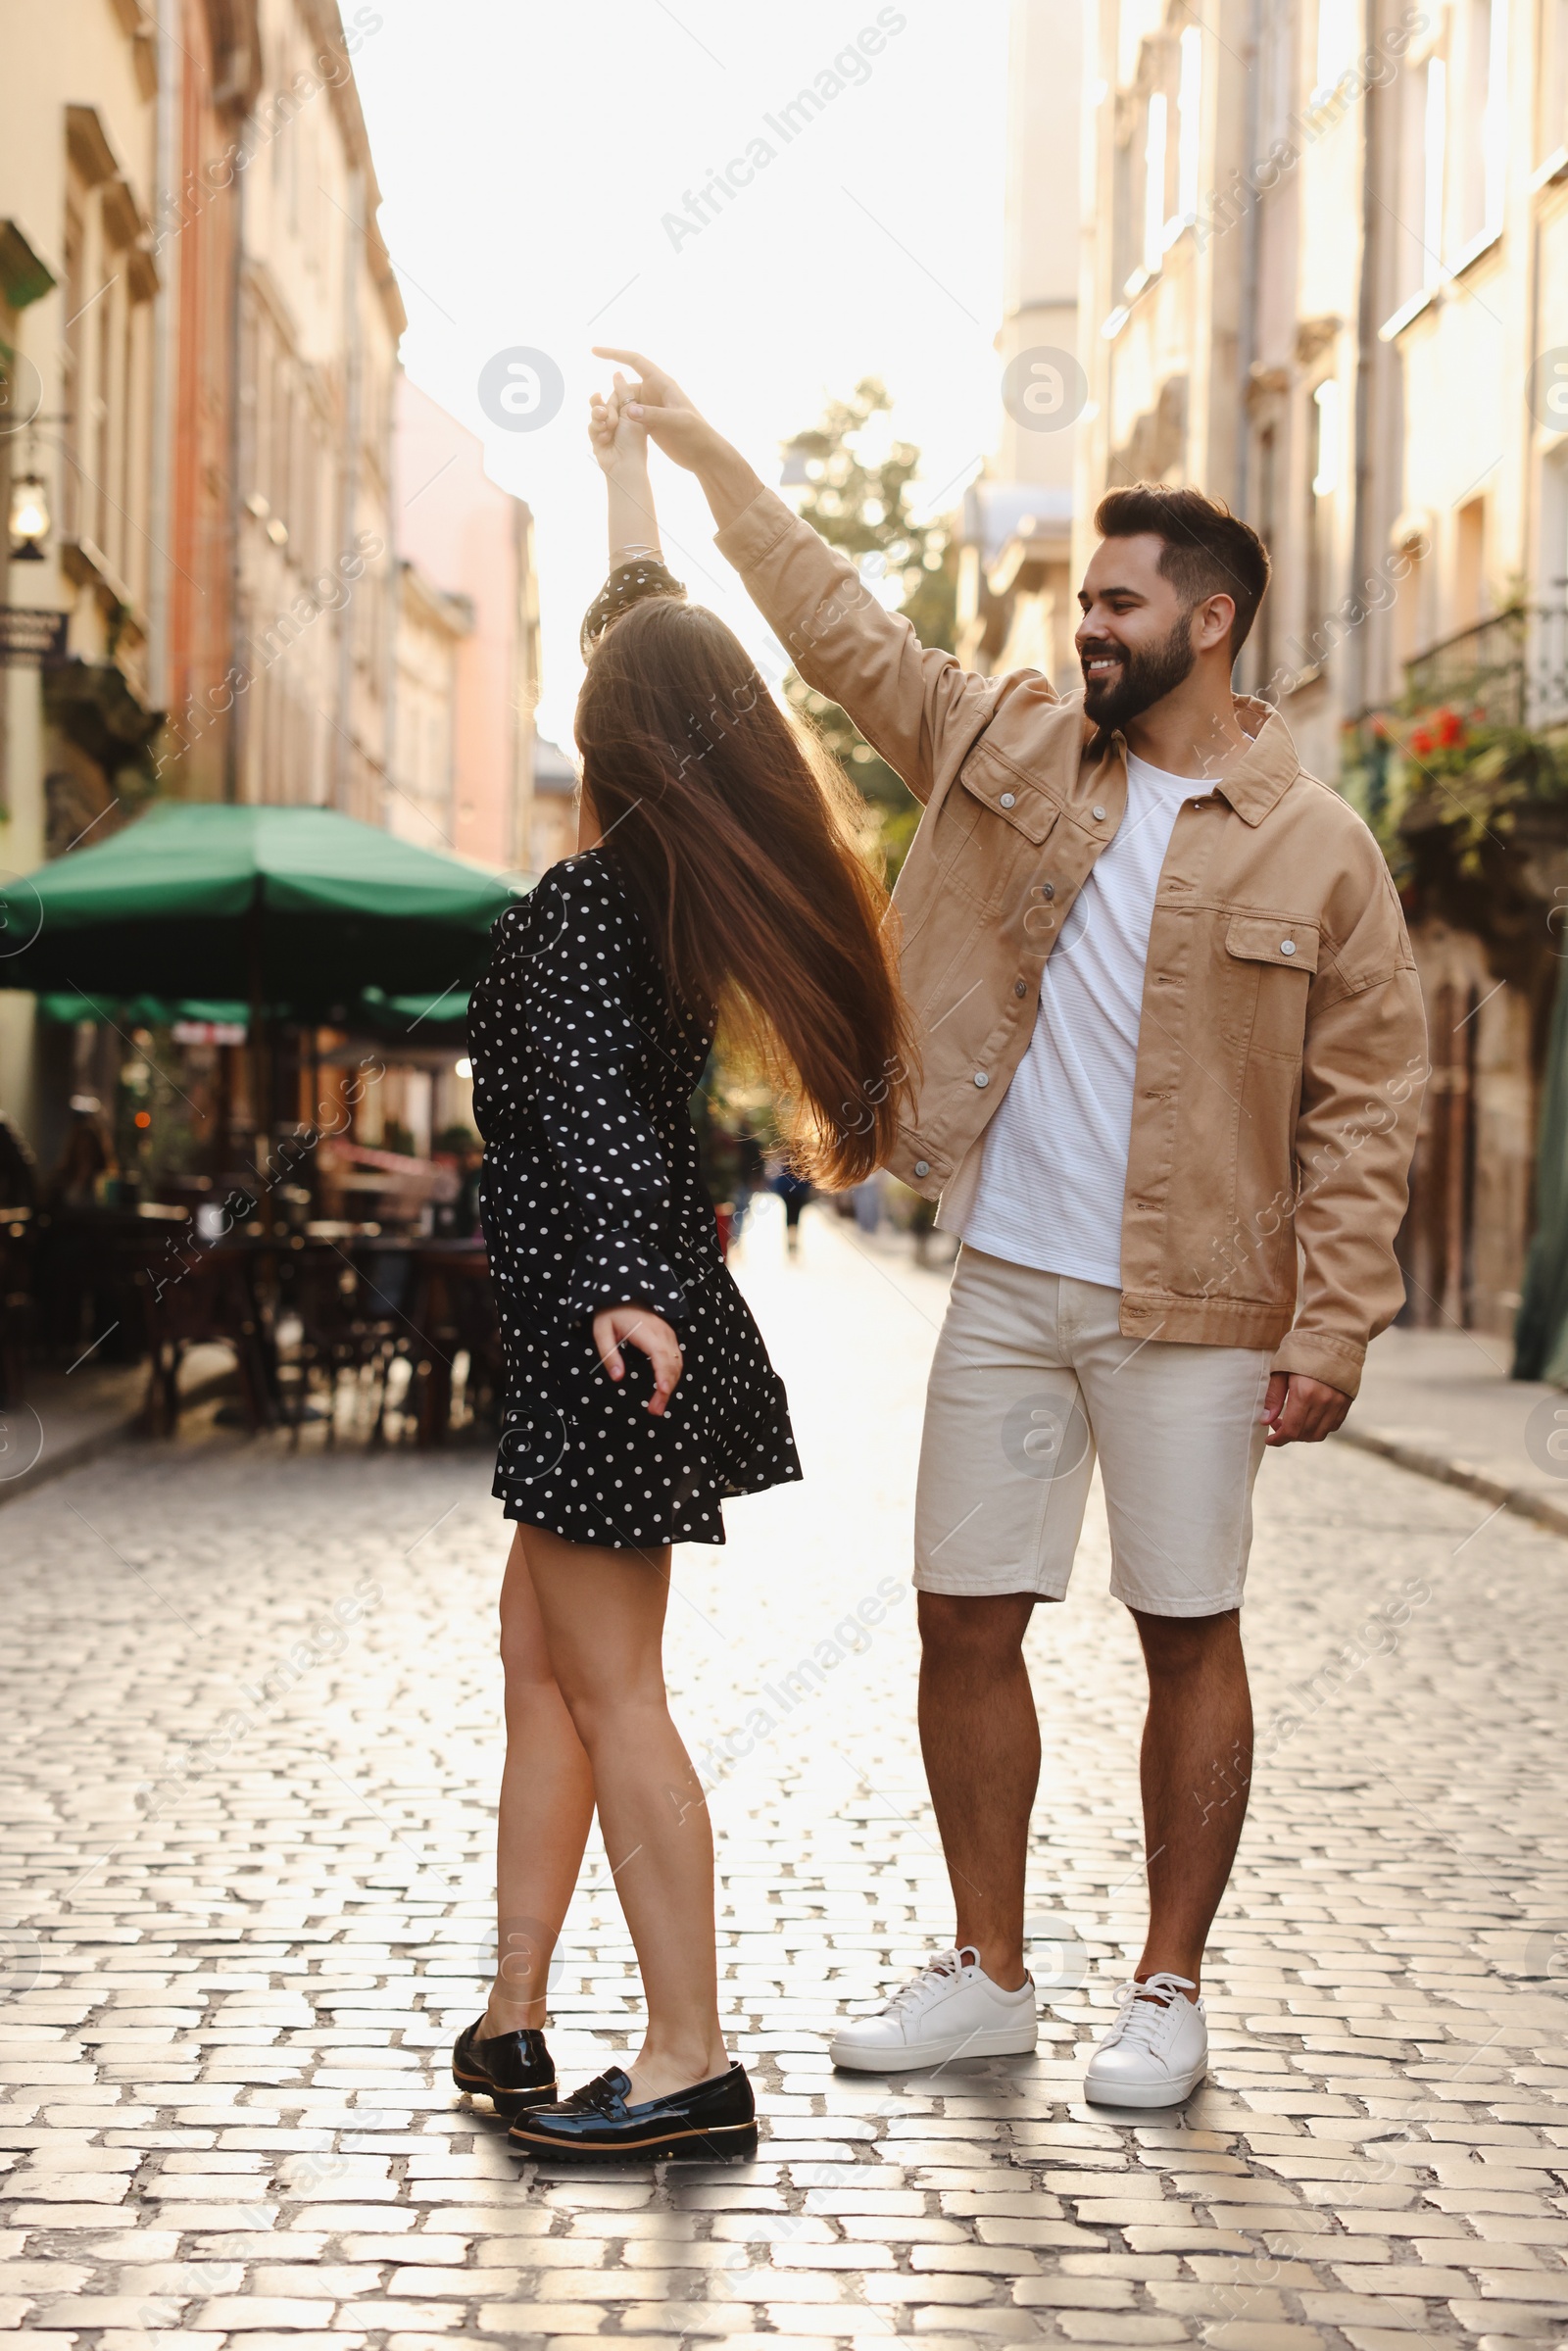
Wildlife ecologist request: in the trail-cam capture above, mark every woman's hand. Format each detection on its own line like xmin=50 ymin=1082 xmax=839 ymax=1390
xmin=593 ymin=1303 xmax=684 ymax=1416
xmin=588 ymin=368 xmax=648 ymax=475
xmin=590 ymin=367 xmax=663 ymax=566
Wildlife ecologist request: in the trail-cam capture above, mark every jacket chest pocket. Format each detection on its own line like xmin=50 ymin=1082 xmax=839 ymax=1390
xmin=1223 ymin=913 xmax=1319 ymax=1059
xmin=943 ymin=750 xmax=1060 ymax=918
xmin=956 ymin=748 xmax=1059 ymax=844
xmin=898 ymin=745 xmax=1061 ymax=940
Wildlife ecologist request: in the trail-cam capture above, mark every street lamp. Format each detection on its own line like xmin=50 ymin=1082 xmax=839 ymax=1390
xmin=8 ymin=468 xmax=49 ymax=560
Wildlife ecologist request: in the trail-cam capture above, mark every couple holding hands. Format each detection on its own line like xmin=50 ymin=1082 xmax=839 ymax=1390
xmin=451 ymin=353 xmax=1425 ymax=2160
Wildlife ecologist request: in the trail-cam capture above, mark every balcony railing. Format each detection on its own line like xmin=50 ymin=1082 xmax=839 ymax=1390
xmin=1405 ymin=609 xmax=1526 ymax=724
xmin=1404 ymin=606 xmax=1568 ymax=731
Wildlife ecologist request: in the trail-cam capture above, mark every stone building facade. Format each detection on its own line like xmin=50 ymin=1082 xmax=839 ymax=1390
xmin=224 ymin=0 xmax=402 ymax=822
xmin=0 ymin=0 xmax=171 ymax=1151
xmin=1060 ymin=0 xmax=1568 ymax=1338
xmin=0 ymin=2 xmax=546 ymax=1187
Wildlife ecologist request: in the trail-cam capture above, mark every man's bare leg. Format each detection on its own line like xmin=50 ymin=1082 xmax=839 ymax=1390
xmin=1130 ymin=1606 xmax=1252 ymax=1991
xmin=916 ymin=1591 xmax=1041 ymax=1990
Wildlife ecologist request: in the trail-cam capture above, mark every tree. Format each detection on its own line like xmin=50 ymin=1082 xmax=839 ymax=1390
xmin=781 ymin=379 xmax=958 ymax=875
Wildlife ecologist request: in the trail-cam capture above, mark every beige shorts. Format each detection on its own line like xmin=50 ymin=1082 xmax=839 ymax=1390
xmin=914 ymin=1249 xmax=1271 ymax=1617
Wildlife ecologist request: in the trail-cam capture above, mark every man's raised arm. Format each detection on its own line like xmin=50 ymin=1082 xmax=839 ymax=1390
xmin=594 ymin=348 xmax=1036 ymax=808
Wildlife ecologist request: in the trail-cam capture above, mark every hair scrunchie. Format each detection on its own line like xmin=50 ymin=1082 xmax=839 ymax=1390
xmin=580 ymin=557 xmax=688 ymax=657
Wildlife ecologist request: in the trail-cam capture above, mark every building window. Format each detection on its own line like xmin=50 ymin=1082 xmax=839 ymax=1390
xmin=1175 ymin=25 xmax=1201 ymax=227
xmin=1485 ymin=0 xmax=1509 ymax=232
xmin=1541 ymin=0 xmax=1568 ymax=163
xmin=1260 ymin=3 xmax=1295 ymax=149
xmin=1452 ymin=0 xmax=1507 ymax=249
xmin=1423 ymin=55 xmax=1447 ymax=280
xmin=1112 ymin=104 xmax=1137 ymax=293
xmin=1254 ymin=421 xmax=1278 ymax=691
xmin=118 ymin=296 xmax=136 ymax=581
xmin=1385 ymin=34 xmax=1450 ymax=319
xmin=1306 ymin=380 xmax=1342 ymax=655
xmin=1543 ymin=449 xmax=1568 ymax=602
xmin=62 ymin=207 xmax=83 ymax=542
xmin=1394 ymin=534 xmax=1428 ymax=667
xmin=94 ymin=293 xmax=113 ymax=553
xmin=1142 ymin=89 xmax=1168 ymax=277
xmin=1455 ymin=496 xmax=1487 ymax=627
xmin=1314 ymin=0 xmax=1359 ymax=101
xmin=1392 ymin=50 xmax=1457 ymax=305
xmin=1312 ymin=379 xmax=1343 ymax=500
xmin=1541 ymin=454 xmax=1568 ymax=722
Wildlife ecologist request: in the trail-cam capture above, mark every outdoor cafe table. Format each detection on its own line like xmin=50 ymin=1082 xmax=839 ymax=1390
xmin=139 ymin=1230 xmax=499 ymax=1445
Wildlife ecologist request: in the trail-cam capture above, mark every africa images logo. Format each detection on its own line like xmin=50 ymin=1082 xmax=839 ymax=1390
xmin=477 ymin=347 xmax=565 ymax=434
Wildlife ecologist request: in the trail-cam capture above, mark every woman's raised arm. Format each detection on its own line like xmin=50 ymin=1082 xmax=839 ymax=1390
xmin=588 ymin=368 xmax=665 ymax=568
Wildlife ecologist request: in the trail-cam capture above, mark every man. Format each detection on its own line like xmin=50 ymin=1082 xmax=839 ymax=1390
xmin=598 ymin=350 xmax=1427 ymax=2106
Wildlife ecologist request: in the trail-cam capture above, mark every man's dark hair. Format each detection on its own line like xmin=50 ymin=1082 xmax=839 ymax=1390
xmin=1094 ymin=483 xmax=1271 ymax=655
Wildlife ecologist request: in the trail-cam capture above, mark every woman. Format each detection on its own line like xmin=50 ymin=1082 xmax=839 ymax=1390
xmin=451 ymin=372 xmax=911 ymax=2160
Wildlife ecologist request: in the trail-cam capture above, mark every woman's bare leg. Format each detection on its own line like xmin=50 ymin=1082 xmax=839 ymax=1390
xmin=481 ymin=1528 xmax=597 ymax=2037
xmin=523 ymin=1523 xmax=728 ymax=2103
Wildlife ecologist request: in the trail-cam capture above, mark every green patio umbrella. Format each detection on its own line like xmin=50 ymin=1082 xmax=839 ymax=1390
xmin=0 ymin=801 xmax=517 ymax=1015
xmin=354 ymin=985 xmax=471 ymax=1044
xmin=37 ymin=987 xmax=473 ymax=1045
xmin=38 ymin=994 xmax=252 ymax=1028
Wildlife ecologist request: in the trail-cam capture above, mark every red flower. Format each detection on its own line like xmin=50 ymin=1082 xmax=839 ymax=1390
xmin=1410 ymin=727 xmax=1434 ymax=756
xmin=1436 ymin=706 xmax=1464 ymax=747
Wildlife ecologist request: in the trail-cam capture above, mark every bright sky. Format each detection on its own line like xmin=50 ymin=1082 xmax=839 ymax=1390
xmin=355 ymin=0 xmax=1011 ymax=755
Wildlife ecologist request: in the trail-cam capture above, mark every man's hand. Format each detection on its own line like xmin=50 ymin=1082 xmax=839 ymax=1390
xmin=590 ymin=347 xmax=762 ymax=527
xmin=1260 ymin=1371 xmax=1350 ymax=1446
xmin=591 ymin=348 xmax=712 ymax=469
xmin=593 ymin=1303 xmax=683 ymax=1417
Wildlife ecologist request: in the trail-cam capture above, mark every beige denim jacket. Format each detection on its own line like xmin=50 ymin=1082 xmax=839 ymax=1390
xmin=714 ymin=488 xmax=1428 ymax=1397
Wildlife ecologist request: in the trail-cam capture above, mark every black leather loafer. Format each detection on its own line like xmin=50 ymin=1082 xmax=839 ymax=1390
xmin=508 ymin=2060 xmax=757 ymax=2160
xmin=452 ymin=2018 xmax=557 ymax=2117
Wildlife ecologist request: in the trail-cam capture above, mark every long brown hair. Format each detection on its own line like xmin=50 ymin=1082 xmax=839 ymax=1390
xmin=573 ymin=595 xmax=912 ymax=1187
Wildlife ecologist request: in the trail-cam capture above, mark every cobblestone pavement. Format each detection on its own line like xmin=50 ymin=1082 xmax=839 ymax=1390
xmin=2 ymin=1200 xmax=1567 ymax=2350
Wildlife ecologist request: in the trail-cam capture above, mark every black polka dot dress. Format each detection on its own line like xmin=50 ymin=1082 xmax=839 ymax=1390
xmin=468 ymin=848 xmax=802 ymax=1548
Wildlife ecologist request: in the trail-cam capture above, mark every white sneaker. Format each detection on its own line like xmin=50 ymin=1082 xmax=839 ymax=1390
xmin=830 ymin=1945 xmax=1038 ymax=2073
xmin=1083 ymin=1971 xmax=1207 ymax=2107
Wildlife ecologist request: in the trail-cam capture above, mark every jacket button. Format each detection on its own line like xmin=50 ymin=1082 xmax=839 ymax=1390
xmin=973 ymin=1071 xmax=990 ymax=1088
xmin=1092 ymin=805 xmax=1107 ymax=819
xmin=913 ymin=1159 xmax=930 ymax=1177
xmin=999 ymin=791 xmax=1016 ymax=808
xmin=1280 ymin=939 xmax=1297 ymax=955
xmin=1014 ymin=979 xmax=1027 ymax=999
xmin=1041 ymin=881 xmax=1055 ymax=900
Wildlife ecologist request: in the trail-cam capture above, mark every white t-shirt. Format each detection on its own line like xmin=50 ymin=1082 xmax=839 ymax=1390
xmin=960 ymin=753 xmax=1197 ymax=1287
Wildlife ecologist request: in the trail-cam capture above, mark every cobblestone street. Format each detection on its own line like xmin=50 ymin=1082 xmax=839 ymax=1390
xmin=2 ymin=1203 xmax=1567 ymax=2349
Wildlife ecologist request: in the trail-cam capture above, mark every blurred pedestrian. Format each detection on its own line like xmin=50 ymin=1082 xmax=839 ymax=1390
xmin=728 ymin=1126 xmax=764 ymax=1242
xmin=851 ymin=1169 xmax=884 ymax=1235
xmin=770 ymin=1162 xmax=812 ymax=1256
xmin=44 ymin=1099 xmax=103 ymax=1207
